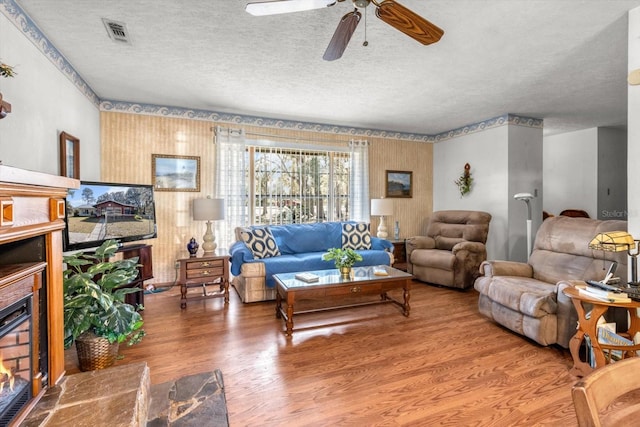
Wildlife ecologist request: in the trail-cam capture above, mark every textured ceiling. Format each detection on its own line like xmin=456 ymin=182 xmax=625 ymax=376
xmin=14 ymin=0 xmax=640 ymax=136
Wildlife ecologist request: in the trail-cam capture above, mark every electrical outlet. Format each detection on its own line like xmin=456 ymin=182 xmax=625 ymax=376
xmin=174 ymin=261 xmax=180 ymax=270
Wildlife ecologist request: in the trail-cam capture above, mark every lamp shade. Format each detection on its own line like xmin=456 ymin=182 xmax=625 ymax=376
xmin=193 ymin=198 xmax=225 ymax=221
xmin=371 ymin=198 xmax=393 ymax=216
xmin=588 ymin=231 xmax=634 ymax=252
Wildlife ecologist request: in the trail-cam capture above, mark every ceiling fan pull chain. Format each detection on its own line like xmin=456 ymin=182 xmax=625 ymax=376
xmin=363 ymin=5 xmax=368 ymax=46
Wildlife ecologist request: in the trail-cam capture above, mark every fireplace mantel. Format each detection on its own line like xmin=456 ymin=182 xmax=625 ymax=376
xmin=0 ymin=165 xmax=79 ymax=425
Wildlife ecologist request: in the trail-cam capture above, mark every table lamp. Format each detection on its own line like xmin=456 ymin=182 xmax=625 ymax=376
xmin=370 ymin=198 xmax=393 ymax=239
xmin=193 ymin=197 xmax=225 ymax=255
xmin=589 ymin=231 xmax=638 ymax=285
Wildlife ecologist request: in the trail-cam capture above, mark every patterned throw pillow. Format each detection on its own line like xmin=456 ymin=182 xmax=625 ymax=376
xmin=342 ymin=222 xmax=371 ymax=250
xmin=240 ymin=227 xmax=280 ymax=259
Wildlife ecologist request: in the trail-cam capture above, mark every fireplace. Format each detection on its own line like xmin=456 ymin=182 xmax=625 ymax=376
xmin=0 ymin=165 xmax=79 ymax=425
xmin=0 ymin=295 xmax=33 ymax=426
xmin=0 ymin=261 xmax=46 ymax=426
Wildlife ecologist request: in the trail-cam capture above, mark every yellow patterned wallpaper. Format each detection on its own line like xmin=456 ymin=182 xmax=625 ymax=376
xmin=101 ymin=112 xmax=432 ymax=284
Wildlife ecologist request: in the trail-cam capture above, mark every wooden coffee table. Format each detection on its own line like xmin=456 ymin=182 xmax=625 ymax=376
xmin=274 ymin=265 xmax=412 ymax=336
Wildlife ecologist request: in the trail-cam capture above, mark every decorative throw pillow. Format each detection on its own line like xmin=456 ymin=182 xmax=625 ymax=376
xmin=240 ymin=227 xmax=280 ymax=259
xmin=342 ymin=222 xmax=371 ymax=250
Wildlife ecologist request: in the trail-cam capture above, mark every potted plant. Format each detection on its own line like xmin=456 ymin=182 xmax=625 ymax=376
xmin=63 ymin=239 xmax=145 ymax=371
xmin=322 ymin=247 xmax=363 ymax=278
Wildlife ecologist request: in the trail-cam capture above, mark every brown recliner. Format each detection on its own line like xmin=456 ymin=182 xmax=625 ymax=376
xmin=406 ymin=210 xmax=492 ymax=289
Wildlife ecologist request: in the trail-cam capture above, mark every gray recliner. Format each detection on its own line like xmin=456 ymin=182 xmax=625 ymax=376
xmin=474 ymin=216 xmax=628 ymax=348
xmin=406 ymin=210 xmax=492 ymax=290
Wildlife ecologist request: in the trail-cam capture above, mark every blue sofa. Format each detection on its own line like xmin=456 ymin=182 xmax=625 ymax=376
xmin=229 ymin=222 xmax=394 ymax=302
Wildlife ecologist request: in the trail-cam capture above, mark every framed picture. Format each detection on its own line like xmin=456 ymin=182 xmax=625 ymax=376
xmin=59 ymin=131 xmax=80 ymax=179
xmin=152 ymin=154 xmax=200 ymax=192
xmin=385 ymin=170 xmax=413 ymax=198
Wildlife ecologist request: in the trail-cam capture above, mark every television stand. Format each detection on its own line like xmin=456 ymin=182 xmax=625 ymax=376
xmin=119 ymin=243 xmax=148 ymax=250
xmin=116 ymin=244 xmax=153 ymax=306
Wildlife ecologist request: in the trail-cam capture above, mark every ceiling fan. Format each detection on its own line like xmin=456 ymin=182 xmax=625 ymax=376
xmin=245 ymin=0 xmax=444 ymax=61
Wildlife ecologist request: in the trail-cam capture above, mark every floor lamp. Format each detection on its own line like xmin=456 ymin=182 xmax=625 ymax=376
xmin=514 ymin=192 xmax=534 ymax=261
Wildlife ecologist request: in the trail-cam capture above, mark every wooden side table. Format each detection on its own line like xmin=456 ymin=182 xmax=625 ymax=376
xmin=178 ymin=254 xmax=230 ymax=309
xmin=390 ymin=240 xmax=407 ymax=271
xmin=562 ymin=286 xmax=640 ymax=377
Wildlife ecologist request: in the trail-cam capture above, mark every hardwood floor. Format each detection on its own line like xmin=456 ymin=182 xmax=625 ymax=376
xmin=65 ymin=281 xmax=581 ymax=426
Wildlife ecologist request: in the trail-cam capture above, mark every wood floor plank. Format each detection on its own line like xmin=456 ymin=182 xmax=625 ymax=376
xmin=65 ymin=280 xmax=581 ymax=426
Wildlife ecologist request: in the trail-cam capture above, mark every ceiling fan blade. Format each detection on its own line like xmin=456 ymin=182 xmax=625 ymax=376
xmin=323 ymin=10 xmax=361 ymax=61
xmin=246 ymin=0 xmax=336 ymax=16
xmin=375 ymin=0 xmax=443 ymax=45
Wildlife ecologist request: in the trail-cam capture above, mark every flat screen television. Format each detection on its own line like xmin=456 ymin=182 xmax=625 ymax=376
xmin=63 ymin=180 xmax=157 ymax=252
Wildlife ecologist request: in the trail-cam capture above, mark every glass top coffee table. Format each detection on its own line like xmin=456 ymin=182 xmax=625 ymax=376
xmin=273 ymin=265 xmax=412 ymax=336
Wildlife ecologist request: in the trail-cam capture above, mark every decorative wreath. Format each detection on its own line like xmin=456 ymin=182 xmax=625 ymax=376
xmin=454 ymin=163 xmax=473 ymax=197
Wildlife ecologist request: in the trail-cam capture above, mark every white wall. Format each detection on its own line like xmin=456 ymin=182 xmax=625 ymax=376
xmin=508 ymin=125 xmax=543 ymax=261
xmin=629 ymin=7 xmax=640 ymax=239
xmin=543 ymin=128 xmax=598 ymax=217
xmin=434 ymin=120 xmax=543 ymax=262
xmin=597 ymin=127 xmax=627 ymax=220
xmin=0 ymin=12 xmax=100 ymax=179
xmin=433 ymin=125 xmax=509 ymax=260
xmin=543 ymin=127 xmax=627 ymax=221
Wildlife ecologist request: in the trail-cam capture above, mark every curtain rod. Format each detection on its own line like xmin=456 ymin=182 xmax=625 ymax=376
xmin=213 ymin=126 xmax=367 ymax=145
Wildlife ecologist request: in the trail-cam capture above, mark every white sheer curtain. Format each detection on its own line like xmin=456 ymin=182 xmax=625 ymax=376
xmin=349 ymin=139 xmax=370 ymax=222
xmin=215 ymin=126 xmax=247 ymax=251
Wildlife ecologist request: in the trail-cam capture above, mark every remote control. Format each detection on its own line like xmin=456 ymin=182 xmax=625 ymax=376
xmin=586 ymin=280 xmax=623 ymax=292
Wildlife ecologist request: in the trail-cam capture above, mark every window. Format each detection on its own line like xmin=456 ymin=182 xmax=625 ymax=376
xmin=248 ymin=145 xmax=351 ymax=225
xmin=215 ymin=126 xmax=369 ymax=250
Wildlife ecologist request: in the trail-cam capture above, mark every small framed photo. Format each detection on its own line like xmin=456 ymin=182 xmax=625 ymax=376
xmin=59 ymin=131 xmax=80 ymax=179
xmin=385 ymin=170 xmax=413 ymax=198
xmin=152 ymin=154 xmax=200 ymax=192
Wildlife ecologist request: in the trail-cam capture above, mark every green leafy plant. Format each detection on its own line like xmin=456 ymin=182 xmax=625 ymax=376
xmin=322 ymin=247 xmax=363 ymax=269
xmin=454 ymin=162 xmax=473 ymax=197
xmin=63 ymin=239 xmax=145 ymax=349
xmin=0 ymin=62 xmax=16 ymax=78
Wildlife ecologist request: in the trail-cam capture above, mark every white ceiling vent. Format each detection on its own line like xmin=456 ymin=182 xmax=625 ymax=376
xmin=102 ymin=18 xmax=131 ymax=44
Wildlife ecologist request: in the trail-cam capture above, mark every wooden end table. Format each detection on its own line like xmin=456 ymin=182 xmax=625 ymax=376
xmin=274 ymin=265 xmax=411 ymax=336
xmin=178 ymin=253 xmax=230 ymax=309
xmin=390 ymin=240 xmax=407 ymax=271
xmin=562 ymin=286 xmax=640 ymax=377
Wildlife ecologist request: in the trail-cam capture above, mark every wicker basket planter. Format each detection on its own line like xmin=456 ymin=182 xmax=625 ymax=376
xmin=75 ymin=331 xmax=119 ymax=371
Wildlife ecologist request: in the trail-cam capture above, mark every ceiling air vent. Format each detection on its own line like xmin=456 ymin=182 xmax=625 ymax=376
xmin=102 ymin=18 xmax=131 ymax=44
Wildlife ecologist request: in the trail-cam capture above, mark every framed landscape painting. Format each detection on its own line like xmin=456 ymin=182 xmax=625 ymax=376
xmin=385 ymin=170 xmax=413 ymax=198
xmin=152 ymin=154 xmax=200 ymax=192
